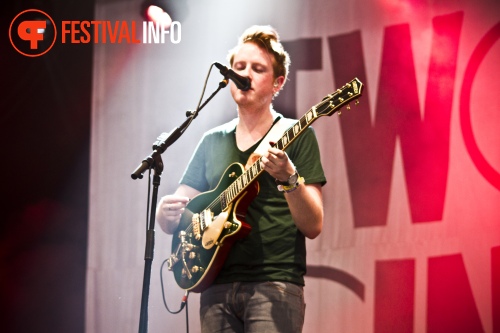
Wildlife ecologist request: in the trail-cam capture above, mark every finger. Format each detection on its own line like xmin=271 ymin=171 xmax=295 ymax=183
xmin=175 ymin=196 xmax=190 ymax=203
xmin=269 ymin=147 xmax=286 ymax=158
xmin=260 ymin=155 xmax=269 ymax=166
xmin=169 ymin=202 xmax=187 ymax=212
xmin=265 ymin=152 xmax=285 ymax=169
xmin=166 ymin=196 xmax=190 ymax=204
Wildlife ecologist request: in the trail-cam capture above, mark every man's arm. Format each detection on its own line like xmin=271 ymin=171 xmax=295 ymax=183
xmin=261 ymin=146 xmax=324 ymax=239
xmin=156 ymin=184 xmax=200 ymax=234
xmin=283 ymin=183 xmax=323 ymax=239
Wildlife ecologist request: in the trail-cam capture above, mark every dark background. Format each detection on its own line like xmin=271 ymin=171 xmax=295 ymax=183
xmin=1 ymin=1 xmax=94 ymax=332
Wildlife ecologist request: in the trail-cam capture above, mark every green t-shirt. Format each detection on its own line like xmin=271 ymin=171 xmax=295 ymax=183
xmin=180 ymin=115 xmax=326 ymax=286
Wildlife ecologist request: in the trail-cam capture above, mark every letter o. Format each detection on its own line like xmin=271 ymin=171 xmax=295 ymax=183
xmin=460 ymin=22 xmax=500 ymax=190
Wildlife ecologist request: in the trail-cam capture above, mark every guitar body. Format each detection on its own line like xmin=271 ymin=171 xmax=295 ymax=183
xmin=170 ymin=162 xmax=257 ymax=292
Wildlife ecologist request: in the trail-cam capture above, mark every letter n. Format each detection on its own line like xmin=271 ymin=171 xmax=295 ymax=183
xmin=427 ymin=254 xmax=485 ymax=332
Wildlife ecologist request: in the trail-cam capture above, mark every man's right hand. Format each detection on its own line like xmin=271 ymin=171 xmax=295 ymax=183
xmin=156 ymin=184 xmax=200 ymax=234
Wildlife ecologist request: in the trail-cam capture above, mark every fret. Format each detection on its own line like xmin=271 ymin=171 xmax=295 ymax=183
xmin=242 ymin=172 xmax=248 ymax=186
xmin=282 ymin=131 xmax=289 ymax=148
xmin=302 ymin=115 xmax=308 ymax=127
xmin=283 ymin=129 xmax=290 ymax=143
xmin=298 ymin=118 xmax=304 ymax=129
xmin=252 ymin=163 xmax=258 ymax=179
xmin=281 ymin=129 xmax=290 ymax=149
xmin=275 ymin=138 xmax=283 ymax=150
xmin=300 ymin=115 xmax=308 ymax=128
xmin=230 ymin=183 xmax=236 ymax=200
xmin=220 ymin=192 xmax=227 ymax=210
xmin=307 ymin=108 xmax=315 ymax=122
xmin=293 ymin=123 xmax=300 ymax=136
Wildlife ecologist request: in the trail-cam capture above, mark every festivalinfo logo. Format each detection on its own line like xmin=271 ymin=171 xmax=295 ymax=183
xmin=9 ymin=9 xmax=181 ymax=57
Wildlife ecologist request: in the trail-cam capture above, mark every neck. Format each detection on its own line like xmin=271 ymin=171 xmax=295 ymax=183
xmin=236 ymin=105 xmax=276 ymax=132
xmin=234 ymin=105 xmax=277 ymax=151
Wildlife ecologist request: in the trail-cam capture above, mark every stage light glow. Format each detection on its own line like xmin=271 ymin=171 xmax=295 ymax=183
xmin=141 ymin=1 xmax=188 ymax=29
xmin=146 ymin=5 xmax=172 ymax=28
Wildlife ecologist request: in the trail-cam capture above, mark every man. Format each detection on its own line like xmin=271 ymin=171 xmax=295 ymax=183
xmin=156 ymin=25 xmax=326 ymax=332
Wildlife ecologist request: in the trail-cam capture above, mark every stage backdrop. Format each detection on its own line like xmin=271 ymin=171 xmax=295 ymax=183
xmin=87 ymin=0 xmax=500 ymax=332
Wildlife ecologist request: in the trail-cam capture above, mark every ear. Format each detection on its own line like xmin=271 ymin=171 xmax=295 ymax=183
xmin=273 ymin=76 xmax=285 ymax=93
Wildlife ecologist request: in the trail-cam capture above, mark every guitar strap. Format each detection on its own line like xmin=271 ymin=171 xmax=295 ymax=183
xmin=244 ymin=115 xmax=296 ymax=170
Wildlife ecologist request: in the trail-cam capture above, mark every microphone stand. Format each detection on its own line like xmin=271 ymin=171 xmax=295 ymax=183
xmin=131 ymin=78 xmax=228 ymax=333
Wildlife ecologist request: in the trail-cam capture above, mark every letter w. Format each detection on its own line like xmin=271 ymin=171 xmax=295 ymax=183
xmin=328 ymin=12 xmax=463 ymax=227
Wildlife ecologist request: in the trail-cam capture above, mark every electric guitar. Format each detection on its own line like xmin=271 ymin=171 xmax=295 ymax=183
xmin=167 ymin=78 xmax=364 ymax=292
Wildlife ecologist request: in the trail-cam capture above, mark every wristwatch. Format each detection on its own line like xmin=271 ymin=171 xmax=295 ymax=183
xmin=275 ymin=170 xmax=299 ymax=186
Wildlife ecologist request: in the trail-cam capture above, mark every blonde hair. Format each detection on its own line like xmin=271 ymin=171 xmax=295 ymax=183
xmin=228 ymin=25 xmax=291 ymax=87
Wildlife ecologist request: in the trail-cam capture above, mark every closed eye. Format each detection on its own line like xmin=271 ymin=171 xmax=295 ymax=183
xmin=233 ymin=62 xmax=246 ymax=71
xmin=252 ymin=64 xmax=267 ymax=73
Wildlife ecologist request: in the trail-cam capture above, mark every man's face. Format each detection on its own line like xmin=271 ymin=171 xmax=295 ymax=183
xmin=230 ymin=42 xmax=282 ymax=110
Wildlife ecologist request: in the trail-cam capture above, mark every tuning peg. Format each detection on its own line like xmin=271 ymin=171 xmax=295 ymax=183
xmin=347 ymin=104 xmax=351 ymax=110
xmin=338 ymin=111 xmax=342 ymax=116
xmin=355 ymin=99 xmax=360 ymax=105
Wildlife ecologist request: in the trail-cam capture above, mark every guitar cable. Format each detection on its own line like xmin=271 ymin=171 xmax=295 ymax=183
xmin=144 ymin=168 xmax=191 ymax=331
xmin=160 ymin=257 xmax=191 ymax=332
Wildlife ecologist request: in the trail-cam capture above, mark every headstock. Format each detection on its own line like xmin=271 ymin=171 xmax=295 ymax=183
xmin=316 ymin=78 xmax=363 ymax=117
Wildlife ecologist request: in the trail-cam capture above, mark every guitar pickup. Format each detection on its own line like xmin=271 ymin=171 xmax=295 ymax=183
xmin=201 ymin=209 xmax=214 ymax=228
xmin=192 ymin=213 xmax=201 ymax=240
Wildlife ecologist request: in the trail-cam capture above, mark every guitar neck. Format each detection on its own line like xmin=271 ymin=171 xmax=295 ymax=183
xmin=219 ymin=77 xmax=363 ymax=212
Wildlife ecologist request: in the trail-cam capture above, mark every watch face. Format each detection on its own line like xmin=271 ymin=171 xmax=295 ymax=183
xmin=288 ymin=172 xmax=299 ymax=185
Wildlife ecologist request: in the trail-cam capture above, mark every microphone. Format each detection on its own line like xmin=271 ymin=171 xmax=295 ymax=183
xmin=214 ymin=62 xmax=251 ymax=91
